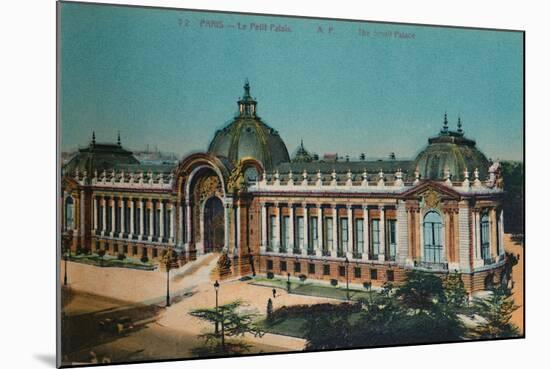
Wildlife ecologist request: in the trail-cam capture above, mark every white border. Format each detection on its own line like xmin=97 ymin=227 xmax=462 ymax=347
xmin=2 ymin=1 xmax=547 ymax=368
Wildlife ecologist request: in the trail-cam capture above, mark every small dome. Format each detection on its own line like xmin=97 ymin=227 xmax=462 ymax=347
xmin=412 ymin=115 xmax=490 ymax=180
xmin=208 ymin=81 xmax=290 ymax=171
xmin=63 ymin=133 xmax=139 ymax=175
xmin=292 ymin=140 xmax=314 ymax=163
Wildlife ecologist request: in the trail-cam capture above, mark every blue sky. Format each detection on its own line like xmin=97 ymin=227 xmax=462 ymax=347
xmin=60 ymin=3 xmax=524 ymax=161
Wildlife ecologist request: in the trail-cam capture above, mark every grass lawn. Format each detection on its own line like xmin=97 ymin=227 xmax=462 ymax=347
xmin=251 ymin=277 xmax=374 ymax=301
xmin=68 ymin=253 xmax=156 ymax=271
xmin=259 ymin=310 xmax=364 ymax=339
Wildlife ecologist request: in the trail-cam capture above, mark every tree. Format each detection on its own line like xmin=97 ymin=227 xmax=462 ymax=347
xmin=394 ymin=270 xmax=446 ymax=312
xmin=189 ymin=300 xmax=264 ymax=356
xmin=266 ymin=298 xmax=274 ymax=323
xmin=471 ymin=287 xmax=520 ymax=339
xmin=445 ymin=271 xmax=468 ymax=311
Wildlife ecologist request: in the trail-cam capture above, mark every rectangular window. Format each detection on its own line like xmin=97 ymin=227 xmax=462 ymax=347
xmin=123 ymin=244 xmax=128 ymax=254
xmin=296 ymin=216 xmax=304 ymax=249
xmin=387 ymin=270 xmax=394 ymax=282
xmin=309 ymin=216 xmax=318 ymax=250
xmin=339 ymin=265 xmax=346 ymax=277
xmin=386 ymin=219 xmax=397 ymax=261
xmin=339 ymin=218 xmax=349 ymax=255
xmin=266 ymin=259 xmax=273 ymax=270
xmin=282 ymin=216 xmax=290 ymax=250
xmin=481 ymin=215 xmax=490 ymax=261
xmin=155 ymin=209 xmax=161 ymax=237
xmin=308 ymin=263 xmax=315 ymax=274
xmin=354 ymin=267 xmax=361 ymax=278
xmin=166 ymin=209 xmax=171 ymax=239
xmin=370 ymin=269 xmax=378 ymax=280
xmin=324 ymin=217 xmax=333 ymax=252
xmin=269 ymin=215 xmax=277 ymax=249
xmin=294 ymin=262 xmax=301 ymax=273
xmin=152 ymin=248 xmax=158 ymax=258
xmin=124 ymin=206 xmax=130 ymax=234
xmin=280 ymin=260 xmax=287 ymax=272
xmin=98 ymin=206 xmax=103 ymax=231
xmin=355 ymin=219 xmax=364 ymax=254
xmin=323 ymin=264 xmax=330 ymax=276
xmin=132 ymin=245 xmax=138 ymax=255
xmin=371 ymin=219 xmax=380 ymax=257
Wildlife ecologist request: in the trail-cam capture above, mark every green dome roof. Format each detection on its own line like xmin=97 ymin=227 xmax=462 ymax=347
xmin=208 ymin=81 xmax=290 ymax=171
xmin=412 ymin=115 xmax=490 ymax=181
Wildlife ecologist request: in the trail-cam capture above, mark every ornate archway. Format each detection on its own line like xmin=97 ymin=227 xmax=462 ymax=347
xmin=203 ymin=196 xmax=224 ymax=253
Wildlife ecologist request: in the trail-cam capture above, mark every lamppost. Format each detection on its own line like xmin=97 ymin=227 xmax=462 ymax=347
xmin=286 ymin=272 xmax=291 ymax=293
xmin=344 ymin=256 xmax=350 ymax=300
xmin=164 ymin=250 xmax=172 ymax=307
xmin=214 ymin=280 xmax=220 ymax=335
xmin=63 ymin=246 xmax=70 ymax=286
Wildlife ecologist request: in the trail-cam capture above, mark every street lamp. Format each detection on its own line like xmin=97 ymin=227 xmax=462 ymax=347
xmin=214 ymin=280 xmax=220 ymax=335
xmin=344 ymin=256 xmax=350 ymax=300
xmin=287 ymin=272 xmax=291 ymax=293
xmin=164 ymin=250 xmax=172 ymax=307
xmin=63 ymin=247 xmax=70 ymax=286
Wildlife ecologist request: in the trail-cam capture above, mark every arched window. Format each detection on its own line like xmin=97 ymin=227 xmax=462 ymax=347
xmin=65 ymin=196 xmax=74 ymax=231
xmin=244 ymin=166 xmax=258 ymax=183
xmin=480 ymin=213 xmax=490 ymax=261
xmin=423 ymin=211 xmax=443 ymax=263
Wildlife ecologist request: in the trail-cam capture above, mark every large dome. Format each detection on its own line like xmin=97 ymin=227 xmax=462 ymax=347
xmin=412 ymin=115 xmax=490 ymax=181
xmin=208 ymin=81 xmax=290 ymax=171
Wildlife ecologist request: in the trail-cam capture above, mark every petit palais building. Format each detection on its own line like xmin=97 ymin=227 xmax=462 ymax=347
xmin=61 ymin=81 xmax=508 ymax=294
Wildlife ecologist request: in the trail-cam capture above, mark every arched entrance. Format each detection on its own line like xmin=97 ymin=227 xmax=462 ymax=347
xmin=203 ymin=196 xmax=224 ymax=253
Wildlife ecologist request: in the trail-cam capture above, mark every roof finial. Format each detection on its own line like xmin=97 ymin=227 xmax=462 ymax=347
xmin=441 ymin=112 xmax=449 ymax=134
xmin=92 ymin=131 xmax=96 ymax=146
xmin=117 ymin=131 xmax=121 ymax=146
xmin=300 ymin=139 xmax=304 ymax=149
xmin=243 ymin=78 xmax=250 ymax=98
xmin=457 ymin=116 xmax=463 ymax=134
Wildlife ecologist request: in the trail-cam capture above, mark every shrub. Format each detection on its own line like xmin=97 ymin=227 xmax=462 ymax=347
xmin=97 ymin=249 xmax=106 ymax=258
xmin=330 ymin=279 xmax=338 ymax=286
xmin=271 ymin=302 xmax=360 ymax=321
xmin=140 ymin=255 xmax=149 ymax=263
xmin=363 ymin=281 xmax=372 ymax=290
xmin=117 ymin=253 xmax=126 ymax=261
xmin=266 ymin=298 xmax=274 ymax=322
xmin=76 ymin=247 xmax=83 ymax=255
xmin=299 ymin=274 xmax=307 ymax=282
xmin=266 ymin=271 xmax=274 ymax=279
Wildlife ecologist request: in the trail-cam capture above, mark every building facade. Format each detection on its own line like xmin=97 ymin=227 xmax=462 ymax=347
xmin=61 ymin=81 xmax=507 ymax=293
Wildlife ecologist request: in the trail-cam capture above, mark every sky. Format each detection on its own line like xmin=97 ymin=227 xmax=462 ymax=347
xmin=59 ymin=2 xmax=524 ymax=161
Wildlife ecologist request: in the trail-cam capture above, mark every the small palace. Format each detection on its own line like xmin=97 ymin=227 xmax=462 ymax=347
xmin=61 ymin=81 xmax=507 ymax=293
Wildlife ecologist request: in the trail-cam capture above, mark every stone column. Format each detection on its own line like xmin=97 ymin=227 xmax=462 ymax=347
xmin=347 ymin=205 xmax=354 ymax=258
xmin=288 ymin=203 xmax=294 ymax=255
xmin=110 ymin=198 xmax=115 ymax=237
xmin=92 ymin=196 xmax=98 ymax=232
xmin=317 ymin=204 xmax=323 ymax=256
xmin=332 ymin=205 xmax=338 ymax=256
xmin=499 ymin=209 xmax=505 ymax=256
xmin=119 ymin=197 xmax=125 ymax=237
xmin=260 ymin=202 xmax=267 ymax=252
xmin=169 ymin=203 xmax=175 ymax=243
xmin=378 ymin=205 xmax=385 ymax=261
xmin=224 ymin=201 xmax=231 ymax=252
xmin=363 ymin=205 xmax=370 ymax=260
xmin=178 ymin=204 xmax=183 ymax=247
xmin=129 ymin=198 xmax=134 ymax=238
xmin=490 ymin=207 xmax=498 ymax=259
xmin=235 ymin=203 xmax=240 ymax=254
xmin=102 ymin=197 xmax=107 ymax=236
xmin=148 ymin=199 xmax=154 ymax=241
xmin=159 ymin=200 xmax=165 ymax=241
xmin=302 ymin=203 xmax=308 ymax=256
xmin=274 ymin=202 xmax=280 ymax=252
xmin=185 ymin=200 xmax=192 ymax=247
xmin=80 ymin=190 xmax=86 ymax=237
xmin=139 ymin=199 xmax=144 ymax=240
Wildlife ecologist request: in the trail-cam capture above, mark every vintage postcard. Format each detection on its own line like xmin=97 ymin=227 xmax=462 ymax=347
xmin=58 ymin=1 xmax=524 ymax=367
